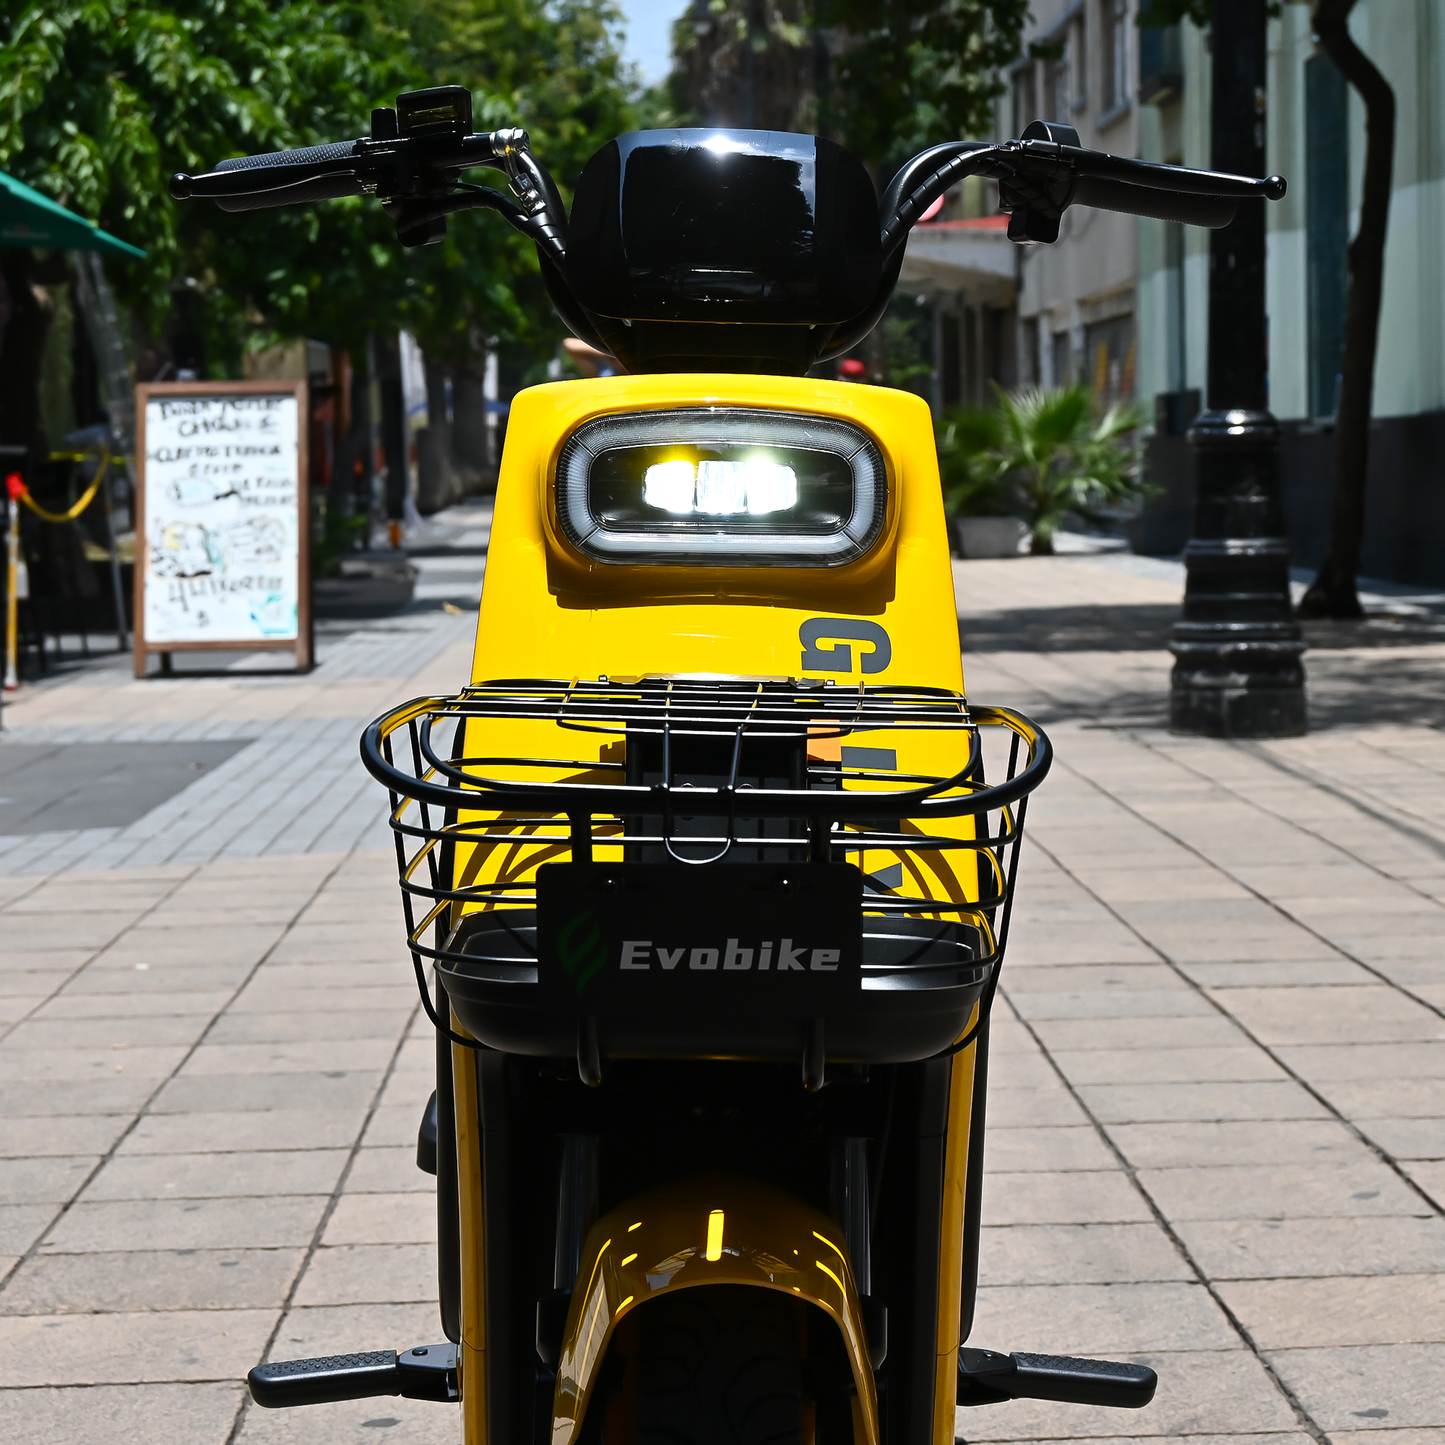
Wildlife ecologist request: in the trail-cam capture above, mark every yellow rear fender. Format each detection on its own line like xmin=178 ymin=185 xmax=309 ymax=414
xmin=551 ymin=1172 xmax=879 ymax=1445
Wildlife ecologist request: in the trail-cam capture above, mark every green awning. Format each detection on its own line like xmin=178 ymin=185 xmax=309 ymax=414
xmin=0 ymin=170 xmax=145 ymax=258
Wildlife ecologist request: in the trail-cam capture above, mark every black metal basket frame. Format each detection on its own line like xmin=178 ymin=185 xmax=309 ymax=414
xmin=360 ymin=677 xmax=1052 ymax=1050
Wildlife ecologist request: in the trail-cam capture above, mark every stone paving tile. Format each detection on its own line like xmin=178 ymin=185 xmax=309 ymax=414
xmin=1275 ymin=1040 xmax=1445 ymax=1079
xmin=982 ymin=1126 xmax=1121 ymax=1174
xmin=1178 ymin=958 xmax=1379 ymax=987
xmin=321 ymin=1191 xmax=438 ymax=1247
xmin=1217 ymin=1274 xmax=1445 ymax=1348
xmin=1175 ymin=1215 xmax=1445 ymax=1280
xmin=81 ymin=1148 xmax=351 ymax=1201
xmin=225 ymin=984 xmax=415 ymax=1016
xmin=264 ymin=1300 xmax=441 ymax=1360
xmin=0 ymin=1154 xmax=98 ymax=1205
xmin=1138 ymin=1160 xmax=1427 ymax=1220
xmin=177 ymin=1039 xmax=399 ymax=1076
xmin=149 ymin=1070 xmax=385 ymax=1114
xmin=1 ymin=1246 xmax=305 ymax=1314
xmin=983 ymin=1087 xmax=1092 ymax=1128
xmin=1027 ymin=1014 xmax=1254 ymax=1052
xmin=40 ymin=1195 xmax=329 ymax=1253
xmin=1312 ymin=1075 xmax=1445 ymax=1117
xmin=291 ymin=1243 xmax=437 ymax=1306
xmin=0 ymin=1307 xmax=277 ymax=1385
xmin=1211 ymin=985 xmax=1445 ymax=1045
xmin=0 ymin=1383 xmax=245 ymax=1445
xmin=120 ymin=1107 xmax=368 ymax=1155
xmin=1049 ymin=1046 xmax=1289 ymax=1085
xmin=1331 ymin=1433 xmax=1445 ymax=1445
xmin=206 ymin=1009 xmax=407 ymax=1045
xmin=344 ymin=1146 xmax=432 ymax=1195
xmin=1354 ymin=1117 xmax=1445 ymax=1159
xmin=1106 ymin=1118 xmax=1368 ymax=1169
xmin=981 ymin=1171 xmax=1151 ymax=1226
xmin=234 ymin=1392 xmax=457 ymax=1445
xmin=32 ymin=988 xmax=235 ymax=1019
xmin=362 ymin=1103 xmax=428 ymax=1150
xmin=969 ymin=1280 xmax=1237 ymax=1355
xmin=3 ymin=1013 xmax=210 ymax=1048
xmin=1266 ymin=1343 xmax=1445 ymax=1431
xmin=0 ymin=1041 xmax=191 ymax=1082
xmin=1077 ymin=1081 xmax=1329 ymax=1124
xmin=62 ymin=962 xmax=255 ymax=997
xmin=0 ymin=1112 xmax=131 ymax=1157
xmin=1402 ymin=1159 xmax=1445 ymax=1201
xmin=0 ymin=1076 xmax=157 ymax=1115
xmin=0 ymin=1204 xmax=56 ymax=1255
xmin=976 ymin=1223 xmax=1192 ymax=1287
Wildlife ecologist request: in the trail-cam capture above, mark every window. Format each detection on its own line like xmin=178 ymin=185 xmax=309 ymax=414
xmin=1102 ymin=0 xmax=1129 ymax=111
xmin=1084 ymin=315 xmax=1136 ymax=406
xmin=1013 ymin=62 xmax=1037 ymax=136
xmin=1048 ymin=40 xmax=1071 ymax=120
xmin=1306 ymin=51 xmax=1348 ymax=418
xmin=1051 ymin=330 xmax=1073 ymax=386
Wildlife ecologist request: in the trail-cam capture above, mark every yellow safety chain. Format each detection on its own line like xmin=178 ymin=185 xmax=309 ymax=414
xmin=13 ymin=451 xmax=112 ymax=524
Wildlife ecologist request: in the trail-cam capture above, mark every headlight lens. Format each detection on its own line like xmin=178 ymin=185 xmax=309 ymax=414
xmin=556 ymin=408 xmax=886 ymax=566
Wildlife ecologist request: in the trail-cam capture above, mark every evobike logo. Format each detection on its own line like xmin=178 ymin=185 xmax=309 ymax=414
xmin=556 ymin=910 xmax=608 ymax=997
xmin=618 ymin=939 xmax=840 ymax=972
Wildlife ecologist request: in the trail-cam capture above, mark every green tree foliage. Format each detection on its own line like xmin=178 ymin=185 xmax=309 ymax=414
xmin=810 ymin=0 xmax=1030 ymax=169
xmin=937 ymin=383 xmax=1151 ymax=553
xmin=0 ymin=0 xmax=633 ymax=371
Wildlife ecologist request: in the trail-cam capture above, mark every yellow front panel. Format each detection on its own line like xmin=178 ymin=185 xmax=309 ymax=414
xmin=472 ymin=374 xmax=962 ymax=694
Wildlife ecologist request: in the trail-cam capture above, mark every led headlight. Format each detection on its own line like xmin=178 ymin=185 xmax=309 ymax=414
xmin=556 ymin=408 xmax=886 ymax=566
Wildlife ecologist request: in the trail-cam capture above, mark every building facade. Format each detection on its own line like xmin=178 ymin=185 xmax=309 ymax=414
xmin=1008 ymin=0 xmax=1145 ymax=405
xmin=1136 ymin=3 xmax=1445 ymax=582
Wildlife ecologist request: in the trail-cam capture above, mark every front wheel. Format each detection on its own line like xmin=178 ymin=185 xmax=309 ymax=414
xmin=584 ymin=1285 xmax=855 ymax=1445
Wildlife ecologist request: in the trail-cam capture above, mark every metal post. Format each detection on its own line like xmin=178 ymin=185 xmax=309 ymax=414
xmin=1168 ymin=0 xmax=1306 ymax=737
xmin=4 ymin=487 xmax=22 ymax=693
xmin=99 ymin=456 xmax=129 ymax=651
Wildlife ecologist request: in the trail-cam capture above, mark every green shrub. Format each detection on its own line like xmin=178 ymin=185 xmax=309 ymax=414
xmin=936 ymin=383 xmax=1153 ymax=554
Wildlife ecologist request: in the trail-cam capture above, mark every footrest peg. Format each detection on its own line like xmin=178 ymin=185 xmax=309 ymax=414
xmin=248 ymin=1342 xmax=458 ymax=1408
xmin=957 ymin=1347 xmax=1157 ymax=1409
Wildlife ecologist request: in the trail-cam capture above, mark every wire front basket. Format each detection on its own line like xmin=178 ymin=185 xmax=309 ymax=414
xmin=360 ymin=677 xmax=1051 ymax=1069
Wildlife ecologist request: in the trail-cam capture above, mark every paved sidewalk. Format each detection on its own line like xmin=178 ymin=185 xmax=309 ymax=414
xmin=0 ymin=544 xmax=1441 ymax=1444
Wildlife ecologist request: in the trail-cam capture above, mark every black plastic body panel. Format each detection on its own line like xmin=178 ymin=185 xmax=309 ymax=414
xmin=438 ymin=879 xmax=990 ymax=1068
xmin=567 ymin=129 xmax=880 ymax=326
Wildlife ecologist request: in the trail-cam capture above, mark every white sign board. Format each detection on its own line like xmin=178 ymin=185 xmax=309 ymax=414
xmin=134 ymin=382 xmax=310 ymax=673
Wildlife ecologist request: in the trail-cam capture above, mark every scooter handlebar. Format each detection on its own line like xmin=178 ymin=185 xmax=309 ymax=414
xmin=168 ymin=130 xmax=513 ymax=210
xmin=1068 ymin=177 xmax=1239 ymax=229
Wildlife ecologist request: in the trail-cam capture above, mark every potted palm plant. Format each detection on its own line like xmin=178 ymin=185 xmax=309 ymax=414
xmin=937 ymin=383 xmax=1152 ymax=556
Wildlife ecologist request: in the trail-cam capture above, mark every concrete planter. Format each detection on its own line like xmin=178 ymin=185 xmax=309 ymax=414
xmin=314 ymin=555 xmax=419 ymax=618
xmin=956 ymin=516 xmax=1029 ymax=558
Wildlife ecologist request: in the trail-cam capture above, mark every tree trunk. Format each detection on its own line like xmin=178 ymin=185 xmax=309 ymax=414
xmin=0 ymin=250 xmax=68 ymax=457
xmin=1297 ymin=0 xmax=1396 ymax=619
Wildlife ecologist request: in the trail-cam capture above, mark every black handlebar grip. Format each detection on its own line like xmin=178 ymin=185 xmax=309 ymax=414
xmin=213 ymin=140 xmax=363 ymax=173
xmin=1071 ymin=177 xmax=1238 ymax=229
xmin=212 ymin=141 xmax=367 ymax=211
xmin=213 ymin=176 xmax=368 ymax=212
xmin=169 ymin=140 xmax=368 ymax=211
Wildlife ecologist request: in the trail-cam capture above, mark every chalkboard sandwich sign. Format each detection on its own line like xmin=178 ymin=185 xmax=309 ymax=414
xmin=134 ymin=380 xmax=311 ymax=677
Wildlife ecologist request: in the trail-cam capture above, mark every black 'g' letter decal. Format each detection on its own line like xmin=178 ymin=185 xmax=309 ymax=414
xmin=799 ymin=618 xmax=892 ymax=675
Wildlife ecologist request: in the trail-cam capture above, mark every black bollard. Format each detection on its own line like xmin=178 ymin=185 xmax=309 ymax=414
xmin=1168 ymin=0 xmax=1306 ymax=737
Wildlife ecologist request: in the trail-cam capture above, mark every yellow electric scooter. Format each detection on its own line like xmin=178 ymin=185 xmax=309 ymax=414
xmin=173 ymin=90 xmax=1285 ymax=1445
